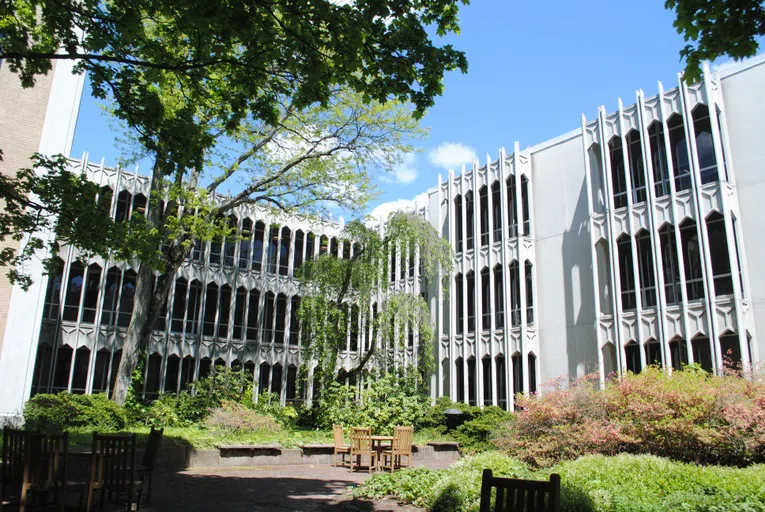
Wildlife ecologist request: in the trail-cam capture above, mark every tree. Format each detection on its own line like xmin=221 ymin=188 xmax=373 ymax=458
xmin=297 ymin=211 xmax=453 ymax=396
xmin=666 ymin=0 xmax=765 ymax=82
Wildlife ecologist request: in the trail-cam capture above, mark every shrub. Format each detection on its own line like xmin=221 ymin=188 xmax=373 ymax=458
xmin=418 ymin=397 xmax=513 ymax=452
xmin=495 ymin=368 xmax=765 ymax=468
xmin=24 ymin=393 xmax=128 ymax=433
xmin=253 ymin=392 xmax=298 ymax=427
xmin=204 ymin=400 xmax=281 ymax=433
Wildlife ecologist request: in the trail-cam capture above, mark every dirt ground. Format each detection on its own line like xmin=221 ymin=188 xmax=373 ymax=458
xmin=142 ymin=460 xmax=454 ymax=512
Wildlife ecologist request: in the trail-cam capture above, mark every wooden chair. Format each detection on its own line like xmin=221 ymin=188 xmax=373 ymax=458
xmin=2 ymin=427 xmax=27 ymax=511
xmin=332 ymin=425 xmax=350 ymax=467
xmin=479 ymin=469 xmax=561 ymax=512
xmin=20 ymin=432 xmax=85 ymax=512
xmin=136 ymin=427 xmax=163 ymax=505
xmin=348 ymin=427 xmax=377 ymax=474
xmin=381 ymin=426 xmax=413 ymax=473
xmin=85 ymin=433 xmax=143 ymax=512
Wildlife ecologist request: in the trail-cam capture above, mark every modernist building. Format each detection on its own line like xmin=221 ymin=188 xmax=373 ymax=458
xmin=2 ymin=55 xmax=764 ymax=419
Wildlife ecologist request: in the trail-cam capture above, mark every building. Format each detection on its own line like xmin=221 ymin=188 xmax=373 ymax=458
xmin=1 ymin=54 xmax=764 ymax=419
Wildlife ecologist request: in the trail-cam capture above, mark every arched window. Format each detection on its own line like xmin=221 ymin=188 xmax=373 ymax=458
xmin=479 ymin=185 xmax=489 ymax=247
xmin=525 ymin=260 xmax=534 ymax=323
xmin=199 ymin=357 xmax=212 ymax=380
xmin=509 ymin=261 xmax=520 ymax=327
xmin=659 ymin=224 xmax=682 ymax=305
xmin=117 ymin=270 xmax=136 ymax=328
xmin=180 ymin=356 xmax=195 ymax=391
xmin=100 ymin=267 xmax=121 ymax=326
xmin=493 ymin=265 xmax=504 ymax=328
xmin=223 ymin=216 xmax=237 ymax=267
xmin=455 ymin=273 xmax=464 ymax=335
xmin=595 ymin=239 xmax=612 ymax=315
xmin=218 ymin=285 xmax=232 ymax=338
xmin=408 ymin=243 xmax=415 ymax=278
xmin=246 ymin=289 xmax=260 ymax=341
xmin=390 ymin=244 xmax=397 ymax=282
xmin=71 ymin=346 xmax=91 ymax=394
xmin=132 ymin=194 xmax=147 ymax=217
xmin=482 ymin=356 xmax=492 ymax=406
xmin=293 ymin=230 xmax=305 ymax=270
xmin=275 ymin=293 xmax=287 ymax=344
xmin=491 ymin=181 xmax=502 ymax=242
xmin=330 ymin=237 xmax=338 ymax=258
xmin=648 ymin=122 xmax=671 ymax=197
xmin=668 ymin=114 xmax=692 ymax=191
xmin=691 ymin=335 xmax=713 ymax=372
xmin=279 ymin=227 xmax=291 ymax=276
xmin=617 ymin=235 xmax=636 ymax=310
xmin=625 ymin=341 xmax=641 ymax=373
xmin=467 ymin=357 xmax=476 ymax=406
xmin=626 ymin=130 xmax=647 ymax=204
xmin=706 ymin=212 xmax=733 ymax=296
xmin=165 ymin=355 xmax=180 ymax=394
xmin=692 ymin=105 xmax=718 ymax=184
xmin=319 ymin=235 xmax=329 ymax=256
xmin=680 ymin=219 xmax=704 ymax=300
xmin=252 ymin=221 xmax=265 ymax=271
xmin=153 ymin=284 xmax=168 ymax=332
xmin=80 ymin=264 xmax=102 ymax=324
xmin=454 ymin=194 xmax=463 ymax=252
xmin=144 ymin=353 xmax=162 ymax=399
xmin=170 ymin=278 xmax=188 ymax=333
xmin=511 ymin=352 xmax=523 ymax=396
xmin=271 ymin=363 xmax=283 ymax=397
xmin=202 ymin=283 xmax=219 ymax=337
xmin=287 ymin=365 xmax=299 ymax=401
xmin=588 ymin=144 xmax=605 ymax=212
xmin=31 ymin=344 xmax=53 ymax=396
xmin=209 ymin=225 xmax=223 ymax=266
xmin=609 ymin=136 xmax=628 ymax=209
xmin=62 ymin=262 xmax=85 ymax=322
xmin=263 ymin=292 xmax=276 ymax=343
xmin=506 ymin=176 xmax=518 ymax=237
xmin=602 ymin=342 xmax=617 ymax=379
xmin=521 ymin=175 xmax=531 ymax=236
xmin=455 ymin=357 xmax=465 ymax=403
xmin=466 ymin=271 xmax=475 ymax=333
xmin=267 ymin=225 xmax=280 ymax=274
xmin=239 ymin=219 xmax=253 ymax=270
xmin=528 ymin=352 xmax=537 ymax=393
xmin=465 ymin=191 xmax=474 ymax=250
xmin=636 ymin=230 xmax=656 ymax=308
xmin=480 ymin=267 xmax=490 ymax=330
xmin=42 ymin=258 xmax=64 ymax=320
xmin=92 ymin=349 xmax=110 ymax=394
xmin=669 ymin=336 xmax=688 ymax=371
xmin=233 ymin=287 xmax=247 ymax=340
xmin=342 ymin=240 xmax=350 ymax=260
xmin=495 ymin=355 xmax=507 ymax=410
xmin=720 ymin=332 xmax=742 ymax=369
xmin=191 ymin=239 xmax=203 ymax=262
xmin=290 ymin=296 xmax=301 ymax=345
xmin=350 ymin=304 xmax=360 ymax=351
xmin=645 ymin=338 xmax=661 ymax=366
xmin=186 ymin=280 xmax=203 ymax=334
xmin=52 ymin=345 xmax=73 ymax=392
xmin=115 ymin=190 xmax=131 ymax=222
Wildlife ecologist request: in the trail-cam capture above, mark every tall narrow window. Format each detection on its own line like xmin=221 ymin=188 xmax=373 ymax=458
xmin=706 ymin=212 xmax=733 ymax=296
xmin=305 ymin=232 xmax=315 ymax=261
xmin=408 ymin=244 xmax=415 ymax=278
xmin=170 ymin=278 xmax=188 ymax=333
xmin=507 ymin=176 xmax=518 ymax=237
xmin=626 ymin=130 xmax=647 ymax=204
xmin=467 ymin=357 xmax=476 ymax=406
xmin=223 ymin=216 xmax=237 ymax=267
xmin=115 ymin=190 xmax=131 ymax=222
xmin=71 ymin=346 xmax=91 ymax=394
xmin=496 ymin=355 xmax=507 ymax=410
xmin=275 ymin=293 xmax=287 ymax=344
xmin=511 ymin=353 xmax=523 ymax=395
xmin=521 ymin=176 xmax=530 ymax=236
xmin=279 ymin=227 xmax=291 ymax=276
xmin=617 ymin=235 xmax=636 ymax=310
xmin=287 ymin=365 xmax=299 ymax=401
xmin=290 ymin=296 xmax=301 ymax=345
xmin=350 ymin=304 xmax=360 ymax=351
xmin=267 ymin=225 xmax=279 ymax=274
xmin=693 ymin=105 xmax=718 ymax=185
xmin=465 ymin=191 xmax=474 ymax=250
xmin=252 ymin=221 xmax=265 ymax=271
xmin=31 ymin=344 xmax=53 ymax=396
xmin=525 ymin=260 xmax=534 ymax=323
xmin=625 ymin=341 xmax=641 ymax=373
xmin=117 ymin=270 xmax=136 ymax=328
xmin=668 ymin=114 xmax=692 ymax=191
xmin=595 ymin=240 xmax=612 ymax=315
xmin=480 ymin=267 xmax=490 ymax=330
xmin=233 ymin=287 xmax=247 ymax=340
xmin=482 ymin=356 xmax=492 ymax=406
xmin=52 ymin=345 xmax=73 ymax=392
xmin=330 ymin=237 xmax=338 ymax=257
xmin=390 ymin=245 xmax=397 ymax=282
xmin=91 ymin=349 xmax=110 ymax=394
xmin=493 ymin=265 xmax=504 ymax=328
xmin=528 ymin=353 xmax=537 ymax=393
xmin=454 ymin=194 xmax=463 ymax=252
xmin=239 ymin=219 xmax=252 ymax=269
xmin=164 ymin=355 xmax=180 ymax=394
xmin=294 ymin=230 xmax=305 ymax=270
xmin=648 ymin=122 xmax=671 ymax=197
xmin=509 ymin=261 xmax=520 ymax=327
xmin=246 ymin=289 xmax=260 ymax=341
xmin=263 ymin=292 xmax=276 ymax=343
xmin=645 ymin=339 xmax=661 ymax=366
xmin=319 ymin=235 xmax=329 ymax=255
xmin=609 ymin=136 xmax=628 ymax=209
xmin=80 ymin=264 xmax=102 ymax=324
xmin=218 ymin=285 xmax=231 ymax=338
xmin=680 ymin=220 xmax=704 ymax=300
xmin=491 ymin=181 xmax=502 ymax=242
xmin=202 ymin=283 xmax=219 ymax=337
xmin=636 ymin=230 xmax=657 ymax=308
xmin=62 ymin=262 xmax=85 ymax=322
xmin=659 ymin=224 xmax=682 ymax=305
xmin=42 ymin=259 xmax=64 ymax=320
xmin=466 ymin=271 xmax=475 ymax=333
xmin=144 ymin=353 xmax=162 ymax=399
xmin=455 ymin=273 xmax=464 ymax=335
xmin=209 ymin=230 xmax=222 ymax=266
xmin=186 ymin=280 xmax=202 ymax=334
xmin=691 ymin=335 xmax=713 ymax=372
xmin=669 ymin=337 xmax=688 ymax=370
xmin=342 ymin=241 xmax=350 ymax=260
xmin=479 ymin=186 xmax=489 ymax=246
xmin=191 ymin=239 xmax=203 ymax=262
xmin=132 ymin=194 xmax=147 ymax=217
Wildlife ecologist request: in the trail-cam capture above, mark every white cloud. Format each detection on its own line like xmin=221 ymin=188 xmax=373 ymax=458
xmin=393 ymin=152 xmax=418 ymax=184
xmin=428 ymin=142 xmax=476 ymax=170
xmin=368 ymin=192 xmax=429 ymax=222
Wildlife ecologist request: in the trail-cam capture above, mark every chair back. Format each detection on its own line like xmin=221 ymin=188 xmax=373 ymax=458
xmin=24 ymin=432 xmax=68 ymax=489
xmin=2 ymin=427 xmax=26 ymax=486
xmin=349 ymin=427 xmax=372 ymax=455
xmin=479 ymin=469 xmax=560 ymax=512
xmin=141 ymin=427 xmax=164 ymax=470
xmin=332 ymin=425 xmax=346 ymax=449
xmin=91 ymin=433 xmax=137 ymax=495
xmin=391 ymin=426 xmax=413 ymax=455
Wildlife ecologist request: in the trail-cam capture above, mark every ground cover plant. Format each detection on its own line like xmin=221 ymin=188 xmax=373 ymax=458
xmin=356 ymin=452 xmax=765 ymax=512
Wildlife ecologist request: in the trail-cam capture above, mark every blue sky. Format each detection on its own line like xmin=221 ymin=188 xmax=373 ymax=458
xmin=70 ymin=0 xmax=711 ymax=220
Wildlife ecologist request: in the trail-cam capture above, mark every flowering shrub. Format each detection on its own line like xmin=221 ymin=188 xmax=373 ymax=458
xmin=495 ymin=367 xmax=765 ymax=468
xmin=204 ymin=401 xmax=281 ymax=433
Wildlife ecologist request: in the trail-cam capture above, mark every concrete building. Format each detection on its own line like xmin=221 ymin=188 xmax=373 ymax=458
xmin=1 ymin=55 xmax=764 ymax=419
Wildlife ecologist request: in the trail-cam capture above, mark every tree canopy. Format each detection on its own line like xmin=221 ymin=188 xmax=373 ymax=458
xmin=666 ymin=0 xmax=765 ymax=81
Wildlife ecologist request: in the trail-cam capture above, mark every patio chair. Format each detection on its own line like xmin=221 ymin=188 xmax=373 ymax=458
xmin=137 ymin=427 xmax=163 ymax=504
xmin=349 ymin=427 xmax=377 ymax=474
xmin=85 ymin=433 xmax=143 ymax=512
xmin=19 ymin=432 xmax=85 ymax=512
xmin=332 ymin=425 xmax=350 ymax=467
xmin=1 ymin=426 xmax=26 ymax=511
xmin=381 ymin=426 xmax=413 ymax=473
xmin=479 ymin=469 xmax=560 ymax=512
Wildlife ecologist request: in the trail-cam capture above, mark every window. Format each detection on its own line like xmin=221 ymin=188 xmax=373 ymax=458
xmin=680 ymin=220 xmax=704 ymax=300
xmin=239 ymin=219 xmax=253 ymax=269
xmin=115 ymin=190 xmax=131 ymax=222
xmin=669 ymin=337 xmax=688 ymax=371
xmin=465 ymin=191 xmax=474 ymax=250
xmin=668 ymin=114 xmax=692 ymax=191
xmin=342 ymin=241 xmax=350 ymax=260
xmin=153 ymin=280 xmax=168 ymax=331
xmin=390 ymin=245 xmax=397 ymax=282
xmin=626 ymin=130 xmax=647 ymax=204
xmin=408 ymin=244 xmax=415 ymax=278
xmin=482 ymin=356 xmax=492 ymax=406
xmin=165 ymin=355 xmax=180 ymax=394
xmin=80 ymin=264 xmax=102 ymax=324
xmin=645 ymin=339 xmax=661 ymax=366
xmin=209 ymin=232 xmax=222 ymax=266
xmin=191 ymin=239 xmax=203 ymax=262
xmin=467 ymin=357 xmax=476 ymax=406
xmin=509 ymin=261 xmax=520 ymax=327
xmin=479 ymin=186 xmax=489 ymax=246
xmin=350 ymin=304 xmax=360 ymax=351
xmin=233 ymin=287 xmax=247 ymax=340
xmin=71 ymin=346 xmax=90 ymax=394
xmin=117 ymin=270 xmax=136 ymax=328
xmin=223 ymin=216 xmax=237 ymax=267
xmin=625 ymin=341 xmax=641 ymax=373
xmin=52 ymin=345 xmax=73 ymax=392
xmin=246 ymin=289 xmax=260 ymax=341
xmin=275 ymin=293 xmax=287 ymax=344
xmin=202 ymin=283 xmax=219 ymax=337
xmin=218 ymin=285 xmax=231 ymax=338
xmin=330 ymin=237 xmax=338 ymax=258
xmin=91 ymin=349 xmax=110 ymax=394
xmin=706 ymin=213 xmax=733 ymax=296
xmin=455 ymin=273 xmax=464 ymax=335
xmin=252 ymin=221 xmax=265 ymax=271
xmin=491 ymin=181 xmax=502 ymax=242
xmin=495 ymin=355 xmax=507 ymax=410
xmin=62 ymin=262 xmax=85 ymax=322
xmin=199 ymin=357 xmax=212 ymax=380
xmin=132 ymin=194 xmax=147 ymax=217
xmin=290 ymin=296 xmax=301 ymax=345
xmin=720 ymin=332 xmax=742 ymax=369
xmin=609 ymin=136 xmax=628 ymax=209
xmin=493 ymin=265 xmax=504 ymax=328
xmin=305 ymin=232 xmax=315 ymax=261
xmin=636 ymin=230 xmax=657 ymax=308
xmin=293 ymin=230 xmax=305 ymax=270
xmin=170 ymin=278 xmax=188 ymax=333
xmin=691 ymin=335 xmax=713 ymax=372
xmin=144 ymin=353 xmax=162 ymax=399
xmin=186 ymin=280 xmax=202 ymax=334
xmin=179 ymin=356 xmax=195 ymax=392
xmin=466 ymin=271 xmax=475 ymax=333
xmin=287 ymin=365 xmax=299 ymax=401
xmin=455 ymin=358 xmax=465 ymax=402
xmin=42 ymin=259 xmax=64 ymax=320
xmin=659 ymin=225 xmax=682 ymax=304
xmin=31 ymin=344 xmax=53 ymax=396
xmin=692 ymin=105 xmax=718 ymax=185
xmin=617 ymin=235 xmax=636 ymax=310
xmin=480 ymin=267 xmax=490 ymax=330
xmin=511 ymin=353 xmax=523 ymax=395
xmin=595 ymin=239 xmax=612 ymax=315
xmin=319 ymin=235 xmax=329 ymax=255
xmin=271 ymin=363 xmax=283 ymax=397
xmin=263 ymin=292 xmax=276 ymax=343
xmin=525 ymin=260 xmax=534 ymax=323
xmin=521 ymin=176 xmax=531 ymax=236
xmin=279 ymin=227 xmax=291 ymax=276
xmin=507 ymin=176 xmax=518 ymax=237
xmin=454 ymin=194 xmax=463 ymax=252
xmin=648 ymin=122 xmax=671 ymax=197
xmin=267 ymin=225 xmax=279 ymax=274
xmin=528 ymin=353 xmax=537 ymax=393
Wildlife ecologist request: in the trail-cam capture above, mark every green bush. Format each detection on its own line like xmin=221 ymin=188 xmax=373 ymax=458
xmin=204 ymin=401 xmax=281 ymax=433
xmin=356 ymin=452 xmax=765 ymax=512
xmin=419 ymin=397 xmax=513 ymax=452
xmin=24 ymin=393 xmax=128 ymax=433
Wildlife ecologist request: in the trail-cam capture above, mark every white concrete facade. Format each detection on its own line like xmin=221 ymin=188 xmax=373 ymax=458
xmin=2 ymin=55 xmax=764 ymax=418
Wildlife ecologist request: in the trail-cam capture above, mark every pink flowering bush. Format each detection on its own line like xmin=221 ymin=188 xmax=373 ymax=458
xmin=495 ymin=367 xmax=765 ymax=468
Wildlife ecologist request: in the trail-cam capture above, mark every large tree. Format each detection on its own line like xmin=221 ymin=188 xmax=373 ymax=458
xmin=0 ymin=0 xmax=468 ymax=403
xmin=666 ymin=0 xmax=765 ymax=81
